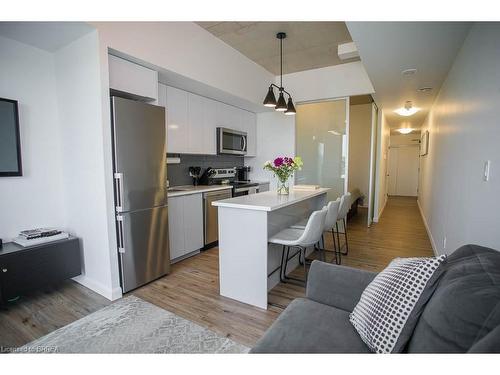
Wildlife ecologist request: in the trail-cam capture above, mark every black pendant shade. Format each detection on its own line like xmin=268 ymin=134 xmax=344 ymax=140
xmin=262 ymin=32 xmax=296 ymax=115
xmin=275 ymin=92 xmax=287 ymax=111
xmin=285 ymin=97 xmax=296 ymax=115
xmin=263 ymin=86 xmax=277 ymax=107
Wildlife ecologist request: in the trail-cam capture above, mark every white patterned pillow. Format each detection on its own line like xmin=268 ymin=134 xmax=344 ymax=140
xmin=350 ymin=255 xmax=446 ymax=353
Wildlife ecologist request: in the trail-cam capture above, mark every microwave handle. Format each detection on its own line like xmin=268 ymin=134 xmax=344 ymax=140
xmin=241 ymin=135 xmax=247 ymax=151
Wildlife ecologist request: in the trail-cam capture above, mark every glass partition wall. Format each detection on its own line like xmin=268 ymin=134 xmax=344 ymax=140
xmin=295 ymin=98 xmax=349 ymax=202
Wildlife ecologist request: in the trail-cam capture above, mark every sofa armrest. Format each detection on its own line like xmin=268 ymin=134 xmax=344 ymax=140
xmin=306 ymin=261 xmax=377 ymax=312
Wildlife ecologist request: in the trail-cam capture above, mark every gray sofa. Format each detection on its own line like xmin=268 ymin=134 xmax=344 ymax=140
xmin=251 ymin=244 xmax=500 ymax=353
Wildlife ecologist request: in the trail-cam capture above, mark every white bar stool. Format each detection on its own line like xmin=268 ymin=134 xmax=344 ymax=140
xmin=291 ymin=198 xmax=342 ymax=265
xmin=269 ymin=208 xmax=327 ymax=285
xmin=336 ymin=192 xmax=352 ymax=256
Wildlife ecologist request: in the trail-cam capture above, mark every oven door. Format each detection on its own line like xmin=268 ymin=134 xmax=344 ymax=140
xmin=217 ymin=127 xmax=247 ymax=155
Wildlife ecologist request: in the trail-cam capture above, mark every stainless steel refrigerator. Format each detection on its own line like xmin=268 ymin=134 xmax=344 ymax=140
xmin=111 ymin=96 xmax=170 ymax=293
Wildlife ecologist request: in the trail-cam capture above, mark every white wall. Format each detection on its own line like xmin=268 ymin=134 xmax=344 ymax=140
xmin=349 ymin=103 xmax=372 ymax=204
xmin=418 ymin=23 xmax=500 ymax=254
xmin=90 ymin=22 xmax=274 ymax=107
xmin=373 ymin=110 xmax=390 ymax=221
xmin=246 ymin=112 xmax=295 ymax=190
xmin=279 ymin=62 xmax=374 ymax=103
xmin=54 ymin=31 xmax=121 ymax=300
xmin=0 ymin=36 xmax=66 ymax=240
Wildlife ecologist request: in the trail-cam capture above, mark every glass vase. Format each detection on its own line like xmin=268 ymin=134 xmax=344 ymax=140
xmin=277 ymin=179 xmax=290 ymax=195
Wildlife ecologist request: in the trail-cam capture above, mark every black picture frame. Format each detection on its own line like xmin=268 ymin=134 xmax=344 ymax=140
xmin=0 ymin=97 xmax=23 ymax=177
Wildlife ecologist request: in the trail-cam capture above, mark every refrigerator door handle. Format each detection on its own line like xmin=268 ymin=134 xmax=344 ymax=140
xmin=116 ymin=215 xmax=125 ymax=253
xmin=114 ymin=172 xmax=124 ymax=212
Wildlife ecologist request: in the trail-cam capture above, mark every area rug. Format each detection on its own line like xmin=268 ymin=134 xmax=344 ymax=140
xmin=18 ymin=295 xmax=249 ymax=353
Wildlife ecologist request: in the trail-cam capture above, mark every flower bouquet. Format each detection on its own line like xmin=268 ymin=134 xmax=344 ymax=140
xmin=263 ymin=156 xmax=303 ymax=195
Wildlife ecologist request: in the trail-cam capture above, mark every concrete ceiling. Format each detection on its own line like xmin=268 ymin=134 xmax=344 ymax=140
xmin=347 ymin=22 xmax=471 ymax=130
xmin=0 ymin=22 xmax=94 ymax=52
xmin=196 ymin=22 xmax=359 ymax=75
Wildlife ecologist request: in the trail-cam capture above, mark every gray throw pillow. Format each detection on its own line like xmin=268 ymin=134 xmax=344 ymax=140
xmin=349 ymin=255 xmax=447 ymax=353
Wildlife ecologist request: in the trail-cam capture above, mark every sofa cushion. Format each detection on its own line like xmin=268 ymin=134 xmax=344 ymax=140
xmin=407 ymin=244 xmax=500 ymax=353
xmin=251 ymin=298 xmax=371 ymax=353
xmin=349 ymin=255 xmax=446 ymax=353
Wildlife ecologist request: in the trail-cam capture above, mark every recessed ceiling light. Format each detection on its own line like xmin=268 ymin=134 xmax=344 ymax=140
xmin=402 ymin=68 xmax=417 ymax=76
xmin=397 ymin=128 xmax=413 ymax=134
xmin=394 ymin=101 xmax=420 ymax=116
xmin=417 ymin=87 xmax=433 ymax=93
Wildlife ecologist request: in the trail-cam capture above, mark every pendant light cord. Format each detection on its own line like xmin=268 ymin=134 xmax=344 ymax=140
xmin=280 ymin=37 xmax=283 ymax=89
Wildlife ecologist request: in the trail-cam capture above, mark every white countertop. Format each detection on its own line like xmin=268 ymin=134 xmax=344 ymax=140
xmin=167 ymin=185 xmax=232 ymax=197
xmin=212 ymin=188 xmax=330 ymax=212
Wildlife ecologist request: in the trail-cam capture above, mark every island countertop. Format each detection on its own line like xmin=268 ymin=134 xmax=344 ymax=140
xmin=212 ymin=188 xmax=330 ymax=212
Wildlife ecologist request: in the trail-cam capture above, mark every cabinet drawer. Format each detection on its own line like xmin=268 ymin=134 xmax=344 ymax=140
xmin=0 ymin=239 xmax=81 ymax=300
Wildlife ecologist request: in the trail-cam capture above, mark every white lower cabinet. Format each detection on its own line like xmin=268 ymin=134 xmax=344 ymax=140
xmin=168 ymin=193 xmax=204 ymax=262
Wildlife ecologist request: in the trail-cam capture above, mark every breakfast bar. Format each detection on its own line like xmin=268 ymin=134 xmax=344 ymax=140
xmin=213 ymin=188 xmax=329 ymax=309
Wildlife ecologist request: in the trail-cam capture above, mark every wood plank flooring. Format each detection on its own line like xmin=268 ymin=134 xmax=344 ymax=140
xmin=0 ymin=196 xmax=433 ymax=350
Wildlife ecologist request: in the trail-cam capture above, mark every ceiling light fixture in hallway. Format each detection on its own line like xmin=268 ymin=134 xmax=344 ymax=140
xmin=394 ymin=100 xmax=419 ymax=117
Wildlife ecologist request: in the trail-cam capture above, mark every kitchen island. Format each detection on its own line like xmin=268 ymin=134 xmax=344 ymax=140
xmin=213 ymin=188 xmax=329 ymax=309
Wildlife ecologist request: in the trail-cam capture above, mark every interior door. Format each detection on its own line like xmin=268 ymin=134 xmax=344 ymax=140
xmin=388 ymin=147 xmax=399 ymax=196
xmin=396 ymin=146 xmax=420 ymax=196
xmin=388 ymin=146 xmax=420 ymax=196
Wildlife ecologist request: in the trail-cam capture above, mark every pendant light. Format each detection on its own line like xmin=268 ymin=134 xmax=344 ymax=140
xmin=262 ymin=32 xmax=296 ymax=115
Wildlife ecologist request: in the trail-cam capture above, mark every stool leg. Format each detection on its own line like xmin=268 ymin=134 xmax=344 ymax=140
xmin=342 ymin=218 xmax=349 ymax=256
xmin=332 ymin=228 xmax=341 ymax=265
xmin=279 ymin=245 xmax=286 ymax=283
xmin=302 ymin=246 xmax=307 ymax=280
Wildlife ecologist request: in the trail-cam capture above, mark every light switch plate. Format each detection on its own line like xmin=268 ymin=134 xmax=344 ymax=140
xmin=484 ymin=160 xmax=491 ymax=181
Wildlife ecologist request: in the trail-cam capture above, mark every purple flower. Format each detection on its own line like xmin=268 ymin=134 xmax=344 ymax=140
xmin=274 ymin=157 xmax=284 ymax=167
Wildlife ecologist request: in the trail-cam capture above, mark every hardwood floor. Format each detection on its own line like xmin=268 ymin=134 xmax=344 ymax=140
xmin=0 ymin=196 xmax=433 ymax=349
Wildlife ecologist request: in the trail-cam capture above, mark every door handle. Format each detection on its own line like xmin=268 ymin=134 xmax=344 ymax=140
xmin=114 ymin=172 xmax=124 ymax=212
xmin=116 ymin=215 xmax=125 ymax=253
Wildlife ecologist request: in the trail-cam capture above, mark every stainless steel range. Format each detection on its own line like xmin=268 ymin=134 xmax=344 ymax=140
xmin=204 ymin=167 xmax=260 ymax=197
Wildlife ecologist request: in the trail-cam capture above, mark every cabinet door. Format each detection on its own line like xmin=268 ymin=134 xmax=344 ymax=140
xmin=157 ymin=83 xmax=168 ymax=146
xmin=183 ymin=194 xmax=204 ymax=252
xmin=203 ymin=98 xmax=218 ymax=155
xmin=188 ymin=93 xmax=205 ymax=154
xmin=217 ymin=102 xmax=242 ymax=130
xmin=168 ymin=196 xmax=185 ymax=260
xmin=242 ymin=110 xmax=257 ymax=156
xmin=166 ymin=86 xmax=189 ymax=153
xmin=109 ymin=55 xmax=158 ymax=101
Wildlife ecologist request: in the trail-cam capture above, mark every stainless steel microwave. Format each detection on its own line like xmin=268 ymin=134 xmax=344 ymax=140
xmin=217 ymin=127 xmax=247 ymax=155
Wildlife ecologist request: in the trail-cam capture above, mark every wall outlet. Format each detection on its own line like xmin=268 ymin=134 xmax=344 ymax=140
xmin=443 ymin=236 xmax=447 ymax=250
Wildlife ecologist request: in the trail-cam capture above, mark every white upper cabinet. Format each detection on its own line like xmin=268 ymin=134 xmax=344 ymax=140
xmin=202 ymin=97 xmax=218 ymax=155
xmin=166 ymin=86 xmax=189 ymax=154
xmin=108 ymin=55 xmax=158 ymax=101
xmin=241 ymin=110 xmax=257 ymax=157
xmin=188 ymin=94 xmax=218 ymax=155
xmin=162 ymin=85 xmax=256 ymax=156
xmin=217 ymin=102 xmax=242 ymax=131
